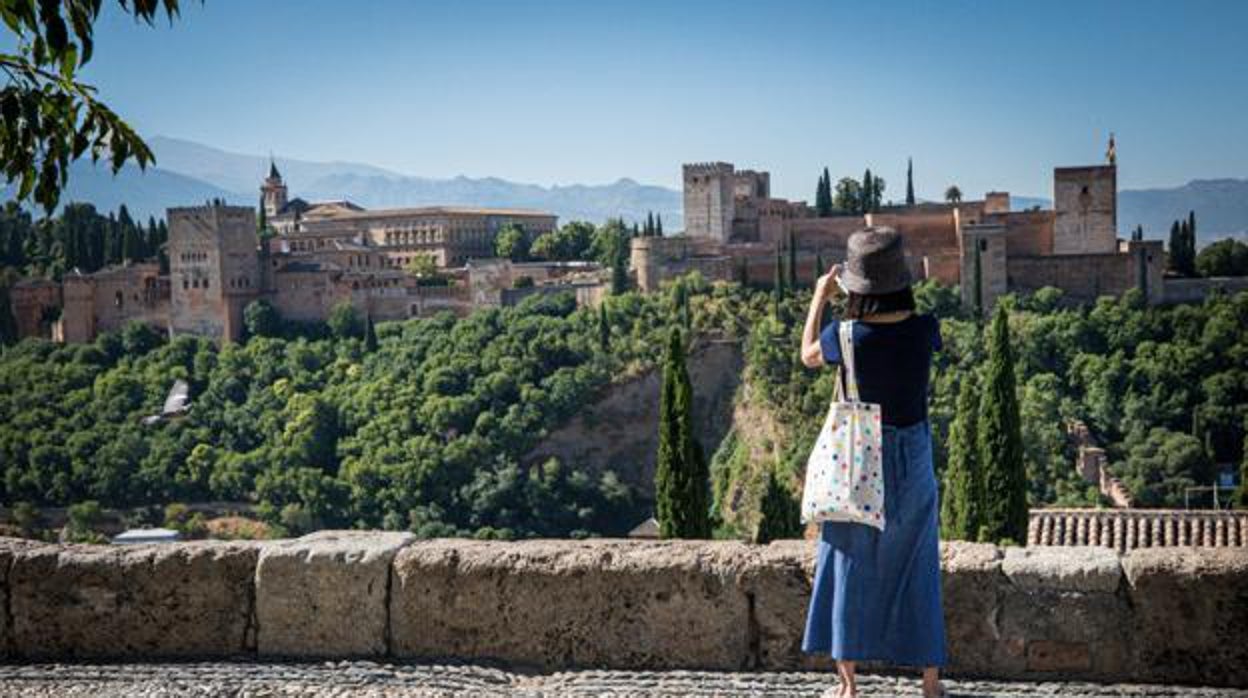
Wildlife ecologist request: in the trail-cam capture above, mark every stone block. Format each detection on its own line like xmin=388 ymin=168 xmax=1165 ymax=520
xmin=9 ymin=540 xmax=258 ymax=658
xmin=1026 ymin=640 xmax=1091 ymax=672
xmin=737 ymin=540 xmax=826 ymax=670
xmin=390 ymin=538 xmax=753 ymax=670
xmin=0 ymin=537 xmax=47 ymax=657
xmin=255 ymin=530 xmax=413 ymax=657
xmin=1122 ymin=547 xmax=1248 ymax=687
xmin=939 ymin=541 xmax=1006 ymax=676
xmin=1001 ymin=545 xmax=1122 ymax=593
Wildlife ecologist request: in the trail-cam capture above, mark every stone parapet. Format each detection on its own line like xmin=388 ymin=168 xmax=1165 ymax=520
xmin=0 ymin=535 xmax=1244 ymax=687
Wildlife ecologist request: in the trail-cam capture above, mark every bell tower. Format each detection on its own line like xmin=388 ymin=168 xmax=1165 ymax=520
xmin=260 ymin=158 xmax=288 ymax=218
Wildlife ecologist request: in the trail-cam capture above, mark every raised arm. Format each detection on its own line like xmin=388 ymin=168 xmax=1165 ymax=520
xmin=801 ymin=263 xmax=842 ymax=368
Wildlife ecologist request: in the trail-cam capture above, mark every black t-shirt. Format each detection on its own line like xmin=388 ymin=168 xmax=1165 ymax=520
xmin=819 ymin=313 xmax=942 ymax=427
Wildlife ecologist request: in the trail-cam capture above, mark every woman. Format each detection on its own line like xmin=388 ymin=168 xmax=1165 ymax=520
xmin=798 ymin=227 xmax=947 ymax=698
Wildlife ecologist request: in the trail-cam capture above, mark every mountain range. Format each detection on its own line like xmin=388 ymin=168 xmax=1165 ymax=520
xmin=5 ymin=136 xmax=1245 ymax=243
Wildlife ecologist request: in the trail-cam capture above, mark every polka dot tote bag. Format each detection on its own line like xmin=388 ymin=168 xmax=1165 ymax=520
xmin=799 ymin=320 xmax=885 ymax=530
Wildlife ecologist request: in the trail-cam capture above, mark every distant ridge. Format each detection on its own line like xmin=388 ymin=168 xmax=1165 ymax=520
xmin=4 ymin=136 xmax=1245 ymax=243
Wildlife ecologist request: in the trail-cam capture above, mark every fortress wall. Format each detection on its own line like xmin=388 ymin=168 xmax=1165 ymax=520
xmin=1 ymin=536 xmax=1244 ymax=687
xmin=1007 ymin=253 xmax=1134 ymax=302
xmin=1163 ymin=276 xmax=1248 ymax=304
xmin=1001 ymin=210 xmax=1056 ymax=257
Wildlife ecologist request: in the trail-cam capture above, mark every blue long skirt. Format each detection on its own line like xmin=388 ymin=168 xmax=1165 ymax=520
xmin=801 ymin=419 xmax=947 ymax=667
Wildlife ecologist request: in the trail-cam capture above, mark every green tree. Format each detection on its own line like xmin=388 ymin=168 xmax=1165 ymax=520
xmin=1 ymin=0 xmax=181 ymax=212
xmin=754 ymin=467 xmax=801 ymax=543
xmin=977 ymin=304 xmax=1028 ymax=544
xmin=0 ymin=283 xmax=18 ymax=345
xmin=244 ymin=299 xmax=281 ymax=339
xmin=597 ymin=302 xmax=610 ymax=350
xmin=655 ymin=327 xmax=711 ymax=538
xmin=973 ymin=243 xmax=984 ymax=318
xmin=1235 ymin=431 xmax=1248 ymax=509
xmin=945 ymin=185 xmax=962 ymax=204
xmin=364 ymin=313 xmax=378 ymax=352
xmin=815 ymin=168 xmax=833 ymax=217
xmin=1196 ymin=238 xmax=1248 ymax=277
xmin=65 ymin=500 xmax=105 ymax=543
xmin=656 ymin=214 xmax=663 ymax=236
xmin=494 ymin=223 xmax=529 ymax=261
xmin=787 ymin=231 xmax=798 ymax=289
xmin=906 ymin=157 xmax=916 ymax=206
xmin=941 ymin=375 xmax=983 ymax=540
xmin=833 ymin=177 xmax=862 ymax=214
xmin=327 ymin=301 xmax=362 ymax=339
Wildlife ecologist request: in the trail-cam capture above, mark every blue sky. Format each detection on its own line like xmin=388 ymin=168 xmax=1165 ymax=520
xmin=69 ymin=0 xmax=1248 ymax=200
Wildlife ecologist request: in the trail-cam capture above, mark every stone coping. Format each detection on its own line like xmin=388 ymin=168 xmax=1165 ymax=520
xmin=0 ymin=535 xmax=1244 ymax=688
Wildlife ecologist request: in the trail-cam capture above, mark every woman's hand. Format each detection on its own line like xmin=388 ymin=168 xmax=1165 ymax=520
xmin=814 ymin=264 xmax=843 ymax=301
xmin=802 ymin=263 xmax=841 ymax=369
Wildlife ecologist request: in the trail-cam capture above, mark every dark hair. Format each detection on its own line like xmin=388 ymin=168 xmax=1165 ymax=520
xmin=845 ymin=287 xmax=916 ymax=320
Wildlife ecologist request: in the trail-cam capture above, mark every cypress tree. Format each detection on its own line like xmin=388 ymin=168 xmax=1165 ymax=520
xmin=598 ymin=302 xmax=610 ymax=350
xmin=1168 ymin=220 xmax=1182 ymax=274
xmin=755 ymin=467 xmax=802 ymax=543
xmin=787 ymin=231 xmax=798 ymax=289
xmin=656 ymin=214 xmax=663 ymax=236
xmin=1234 ymin=431 xmax=1248 ymax=510
xmin=646 ymin=212 xmax=655 ymax=237
xmin=973 ymin=243 xmax=984 ymax=319
xmin=773 ymin=251 xmax=785 ymax=297
xmin=941 ymin=375 xmax=983 ymax=540
xmin=610 ymin=239 xmax=629 ymax=295
xmin=1186 ymin=211 xmax=1198 ymax=275
xmin=861 ymin=169 xmax=873 ymax=214
xmin=363 ymin=313 xmax=378 ymax=352
xmin=0 ymin=284 xmax=18 ymax=345
xmin=906 ymin=157 xmax=916 ymax=206
xmin=257 ymin=195 xmax=269 ymax=237
xmin=977 ymin=304 xmax=1028 ymax=545
xmin=655 ymin=327 xmax=711 ymax=538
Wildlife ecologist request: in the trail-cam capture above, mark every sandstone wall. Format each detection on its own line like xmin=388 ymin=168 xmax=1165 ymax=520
xmin=0 ymin=535 xmax=1244 ymax=687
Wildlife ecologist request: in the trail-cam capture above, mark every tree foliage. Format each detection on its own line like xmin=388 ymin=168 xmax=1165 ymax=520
xmin=754 ymin=466 xmax=801 ymax=543
xmin=655 ymin=326 xmax=711 ymax=538
xmin=976 ymin=304 xmax=1028 ymax=544
xmin=940 ymin=374 xmax=982 ymax=540
xmin=1 ymin=0 xmax=182 ymax=212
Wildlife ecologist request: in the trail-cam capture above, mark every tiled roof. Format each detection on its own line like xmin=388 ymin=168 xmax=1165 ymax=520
xmin=1027 ymin=508 xmax=1248 ymax=550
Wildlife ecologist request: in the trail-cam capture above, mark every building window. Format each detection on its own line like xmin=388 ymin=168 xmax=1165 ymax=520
xmin=114 ymin=291 xmax=123 ymax=308
xmin=979 ymin=239 xmax=988 ymax=252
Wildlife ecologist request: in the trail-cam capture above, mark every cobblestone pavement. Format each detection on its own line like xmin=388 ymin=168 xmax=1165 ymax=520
xmin=0 ymin=661 xmax=1243 ymax=697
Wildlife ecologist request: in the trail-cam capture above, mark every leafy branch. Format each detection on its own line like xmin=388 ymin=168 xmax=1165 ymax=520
xmin=0 ymin=0 xmax=182 ymax=212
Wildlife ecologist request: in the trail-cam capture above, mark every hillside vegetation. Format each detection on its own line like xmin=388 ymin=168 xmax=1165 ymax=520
xmin=2 ymin=278 xmax=1245 ymax=540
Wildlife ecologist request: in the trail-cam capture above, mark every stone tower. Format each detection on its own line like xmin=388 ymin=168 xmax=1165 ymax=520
xmin=683 ymin=162 xmax=735 ymax=241
xmin=261 ymin=159 xmax=288 ymax=218
xmin=1053 ymin=165 xmax=1117 ymax=255
xmin=959 ymin=218 xmax=1008 ymax=316
xmin=167 ymin=203 xmax=261 ymax=343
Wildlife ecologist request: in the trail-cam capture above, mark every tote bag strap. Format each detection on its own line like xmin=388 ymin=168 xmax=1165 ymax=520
xmin=838 ymin=320 xmax=860 ymax=402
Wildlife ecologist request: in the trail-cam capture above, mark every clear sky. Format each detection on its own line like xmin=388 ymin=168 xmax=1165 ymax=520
xmin=71 ymin=0 xmax=1248 ymax=200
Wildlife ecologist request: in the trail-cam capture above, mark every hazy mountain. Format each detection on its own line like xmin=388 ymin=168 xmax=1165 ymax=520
xmin=7 ymin=137 xmax=1245 ymax=242
xmin=146 ymin=137 xmax=682 ymax=225
xmin=1119 ymin=179 xmax=1248 ymax=243
xmin=1 ymin=160 xmax=243 ymax=222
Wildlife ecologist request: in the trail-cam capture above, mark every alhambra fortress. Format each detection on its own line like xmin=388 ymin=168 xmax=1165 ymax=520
xmin=15 ymin=147 xmax=1248 ymax=345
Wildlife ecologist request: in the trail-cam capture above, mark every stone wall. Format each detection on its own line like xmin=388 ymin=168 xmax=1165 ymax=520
xmin=1 ymin=535 xmax=1244 ymax=687
xmin=1163 ymin=276 xmax=1248 ymax=304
